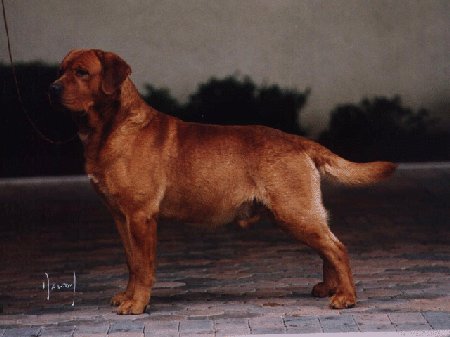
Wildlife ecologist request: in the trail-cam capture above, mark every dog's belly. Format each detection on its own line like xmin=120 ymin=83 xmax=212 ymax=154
xmin=158 ymin=186 xmax=264 ymax=227
xmin=159 ymin=194 xmax=240 ymax=226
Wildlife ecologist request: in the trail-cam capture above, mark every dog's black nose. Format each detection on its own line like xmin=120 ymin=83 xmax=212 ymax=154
xmin=48 ymin=82 xmax=63 ymax=101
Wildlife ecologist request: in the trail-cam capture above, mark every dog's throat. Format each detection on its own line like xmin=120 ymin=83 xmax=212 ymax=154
xmin=71 ymin=111 xmax=89 ymax=126
xmin=71 ymin=111 xmax=93 ymax=144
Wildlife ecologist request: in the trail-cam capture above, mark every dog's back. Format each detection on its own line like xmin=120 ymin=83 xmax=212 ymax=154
xmin=157 ymin=115 xmax=396 ymax=226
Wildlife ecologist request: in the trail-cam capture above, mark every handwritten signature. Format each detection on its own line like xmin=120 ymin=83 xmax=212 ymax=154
xmin=42 ymin=272 xmax=77 ymax=306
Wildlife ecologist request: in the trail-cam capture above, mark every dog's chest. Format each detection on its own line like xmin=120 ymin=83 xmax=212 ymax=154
xmin=86 ymin=172 xmax=116 ymax=202
xmin=87 ymin=173 xmax=100 ymax=185
xmin=85 ymin=157 xmax=121 ymax=198
xmin=86 ymin=165 xmax=140 ymax=207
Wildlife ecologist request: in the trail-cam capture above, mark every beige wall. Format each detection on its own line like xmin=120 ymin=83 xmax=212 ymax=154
xmin=1 ymin=0 xmax=449 ymax=134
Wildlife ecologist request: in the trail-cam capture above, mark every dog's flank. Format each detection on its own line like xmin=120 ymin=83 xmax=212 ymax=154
xmin=50 ymin=49 xmax=396 ymax=315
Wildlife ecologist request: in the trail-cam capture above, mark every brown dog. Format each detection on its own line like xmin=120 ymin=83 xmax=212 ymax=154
xmin=49 ymin=49 xmax=396 ymax=315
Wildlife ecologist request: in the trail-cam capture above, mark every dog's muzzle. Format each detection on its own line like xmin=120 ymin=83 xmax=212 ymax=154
xmin=48 ymin=82 xmax=63 ymax=103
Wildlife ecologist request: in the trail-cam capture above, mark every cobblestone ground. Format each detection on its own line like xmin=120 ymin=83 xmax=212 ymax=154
xmin=0 ymin=165 xmax=449 ymax=336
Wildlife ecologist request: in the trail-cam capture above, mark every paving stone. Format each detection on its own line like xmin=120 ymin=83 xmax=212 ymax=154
xmin=395 ymin=323 xmax=432 ymax=331
xmin=142 ymin=320 xmax=179 ymax=333
xmin=179 ymin=320 xmax=213 ymax=333
xmin=109 ymin=321 xmax=144 ymax=333
xmin=108 ymin=333 xmax=144 ymax=337
xmin=40 ymin=324 xmax=76 ymax=337
xmin=3 ymin=327 xmax=41 ymax=337
xmin=319 ymin=315 xmax=359 ymax=333
xmin=357 ymin=324 xmax=397 ymax=332
xmin=74 ymin=321 xmax=110 ymax=334
xmin=146 ymin=333 xmax=178 ymax=337
xmin=423 ymin=311 xmax=450 ymax=329
xmin=388 ymin=312 xmax=428 ymax=325
xmin=353 ymin=313 xmax=395 ymax=332
xmin=214 ymin=318 xmax=250 ymax=336
xmin=248 ymin=316 xmax=285 ymax=334
xmin=284 ymin=316 xmax=322 ymax=333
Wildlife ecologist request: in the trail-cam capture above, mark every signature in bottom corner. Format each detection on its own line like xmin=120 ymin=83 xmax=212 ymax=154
xmin=42 ymin=271 xmax=77 ymax=306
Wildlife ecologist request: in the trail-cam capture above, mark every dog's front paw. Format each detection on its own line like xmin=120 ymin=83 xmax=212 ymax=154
xmin=116 ymin=299 xmax=147 ymax=315
xmin=111 ymin=291 xmax=129 ymax=306
xmin=330 ymin=292 xmax=356 ymax=309
xmin=311 ymin=282 xmax=336 ymax=298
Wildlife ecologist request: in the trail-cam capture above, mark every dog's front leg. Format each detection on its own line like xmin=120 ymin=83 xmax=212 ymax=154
xmin=116 ymin=211 xmax=157 ymax=315
xmin=110 ymin=211 xmax=136 ymax=306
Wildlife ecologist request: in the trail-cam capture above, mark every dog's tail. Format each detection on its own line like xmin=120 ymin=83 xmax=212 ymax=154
xmin=303 ymin=139 xmax=397 ymax=185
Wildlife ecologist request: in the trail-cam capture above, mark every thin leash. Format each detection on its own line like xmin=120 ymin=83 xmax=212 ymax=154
xmin=1 ymin=0 xmax=77 ymax=145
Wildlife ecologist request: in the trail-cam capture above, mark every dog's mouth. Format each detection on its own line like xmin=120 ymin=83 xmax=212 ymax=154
xmin=47 ymin=90 xmax=70 ymax=113
xmin=47 ymin=91 xmax=61 ymax=109
xmin=48 ymin=92 xmax=86 ymax=115
xmin=48 ymin=94 xmax=88 ymax=134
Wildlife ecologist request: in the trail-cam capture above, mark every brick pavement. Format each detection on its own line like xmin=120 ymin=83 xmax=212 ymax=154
xmin=0 ymin=164 xmax=449 ymax=336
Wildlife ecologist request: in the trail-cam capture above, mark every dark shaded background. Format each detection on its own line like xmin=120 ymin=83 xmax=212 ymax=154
xmin=1 ymin=63 xmax=449 ymax=177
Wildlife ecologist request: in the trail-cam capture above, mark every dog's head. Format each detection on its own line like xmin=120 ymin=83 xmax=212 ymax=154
xmin=49 ymin=49 xmax=131 ymax=113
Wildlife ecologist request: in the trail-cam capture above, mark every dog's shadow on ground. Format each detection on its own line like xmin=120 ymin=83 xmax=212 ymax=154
xmin=151 ymin=290 xmax=313 ymax=304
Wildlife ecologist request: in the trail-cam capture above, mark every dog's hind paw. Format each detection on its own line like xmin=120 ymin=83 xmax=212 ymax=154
xmin=311 ymin=282 xmax=336 ymax=298
xmin=330 ymin=292 xmax=356 ymax=309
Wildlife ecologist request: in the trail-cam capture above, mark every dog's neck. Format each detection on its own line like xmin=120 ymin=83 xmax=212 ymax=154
xmin=78 ymin=78 xmax=155 ymax=159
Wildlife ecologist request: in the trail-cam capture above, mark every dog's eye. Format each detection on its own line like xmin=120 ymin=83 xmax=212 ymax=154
xmin=75 ymin=68 xmax=89 ymax=77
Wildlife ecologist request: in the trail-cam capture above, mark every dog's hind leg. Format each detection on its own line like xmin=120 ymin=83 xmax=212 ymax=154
xmin=275 ymin=206 xmax=356 ymax=309
xmin=311 ymin=259 xmax=338 ymax=298
xmin=308 ymin=226 xmax=356 ymax=309
xmin=264 ymin=157 xmax=356 ymax=308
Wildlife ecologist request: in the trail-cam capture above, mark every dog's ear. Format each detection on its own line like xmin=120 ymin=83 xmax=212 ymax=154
xmin=96 ymin=50 xmax=131 ymax=95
